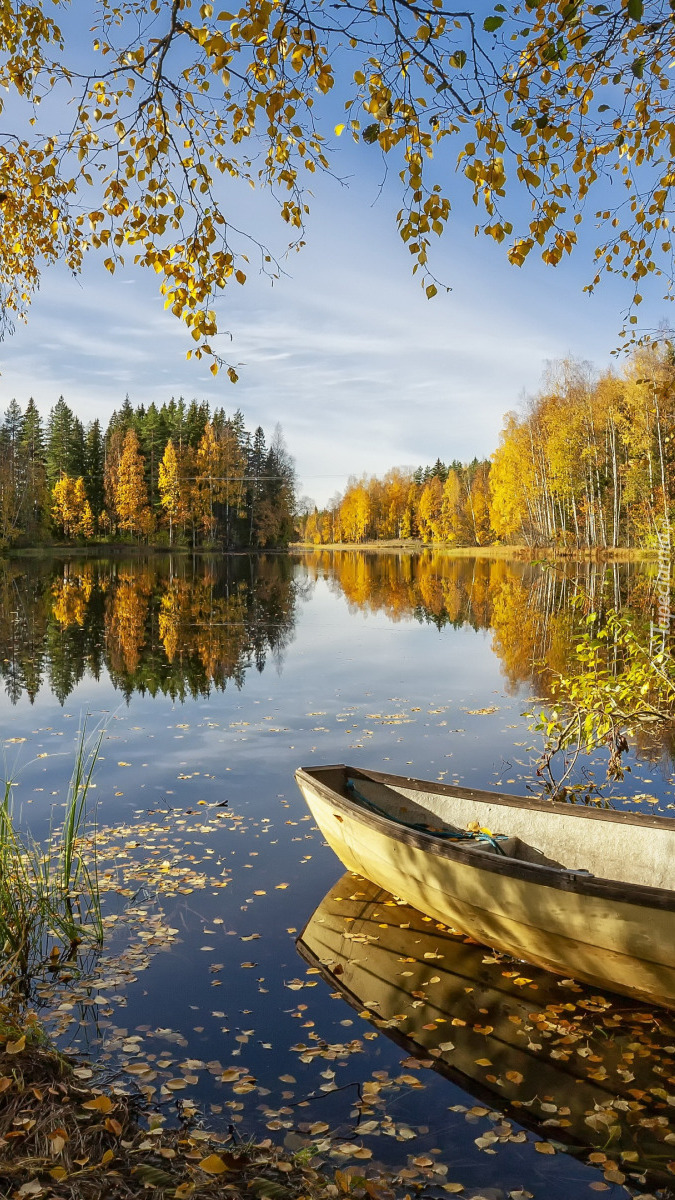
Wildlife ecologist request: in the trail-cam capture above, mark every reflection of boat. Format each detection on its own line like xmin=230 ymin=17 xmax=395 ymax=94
xmin=297 ymin=873 xmax=675 ymax=1184
xmin=294 ymin=765 xmax=675 ymax=1009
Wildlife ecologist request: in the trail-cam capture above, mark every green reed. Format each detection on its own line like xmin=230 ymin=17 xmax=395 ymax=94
xmin=0 ymin=722 xmax=103 ymax=999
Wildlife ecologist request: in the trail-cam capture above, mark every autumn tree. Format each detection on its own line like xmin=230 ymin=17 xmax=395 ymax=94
xmin=115 ymin=429 xmax=152 ymax=539
xmin=158 ymin=438 xmax=187 ymax=545
xmin=417 ymin=477 xmax=443 ymax=543
xmin=194 ymin=423 xmax=225 ymax=542
xmin=339 ymin=480 xmax=371 ymax=544
xmin=51 ymin=476 xmax=94 ymax=540
xmin=2 ymin=2 xmax=675 ymax=373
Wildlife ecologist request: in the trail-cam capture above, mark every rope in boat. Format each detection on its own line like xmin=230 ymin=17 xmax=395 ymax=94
xmin=345 ymin=778 xmax=507 ymax=855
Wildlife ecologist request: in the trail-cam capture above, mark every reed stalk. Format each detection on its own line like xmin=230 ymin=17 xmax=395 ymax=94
xmin=0 ymin=722 xmax=103 ymax=1001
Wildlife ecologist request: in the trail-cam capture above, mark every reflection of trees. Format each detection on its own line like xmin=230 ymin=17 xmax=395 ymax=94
xmin=0 ymin=556 xmax=299 ymax=704
xmin=299 ymin=550 xmax=657 ymax=694
xmin=0 ymin=550 xmax=666 ymax=706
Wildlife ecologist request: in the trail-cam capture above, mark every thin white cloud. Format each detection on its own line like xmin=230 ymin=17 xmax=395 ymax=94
xmin=0 ymin=172 xmax=664 ymax=506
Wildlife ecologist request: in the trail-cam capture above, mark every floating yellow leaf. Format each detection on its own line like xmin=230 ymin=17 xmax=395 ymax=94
xmin=199 ymin=1154 xmax=229 ymax=1174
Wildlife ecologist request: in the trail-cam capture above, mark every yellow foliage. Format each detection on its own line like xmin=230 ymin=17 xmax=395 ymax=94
xmin=51 ymin=476 xmax=95 ymax=540
xmin=0 ymin=1 xmax=670 ymax=367
xmin=115 ymin=430 xmax=152 ymax=538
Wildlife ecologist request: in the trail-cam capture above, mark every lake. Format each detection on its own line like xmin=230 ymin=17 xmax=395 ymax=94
xmin=1 ymin=551 xmax=673 ymax=1200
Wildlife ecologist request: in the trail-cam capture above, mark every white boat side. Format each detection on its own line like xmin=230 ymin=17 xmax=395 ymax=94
xmin=295 ymin=764 xmax=675 ymax=1009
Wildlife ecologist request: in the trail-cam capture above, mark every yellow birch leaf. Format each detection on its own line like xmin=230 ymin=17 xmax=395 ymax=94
xmin=82 ymin=1095 xmax=114 ymax=1113
xmin=199 ymin=1154 xmax=229 ymax=1174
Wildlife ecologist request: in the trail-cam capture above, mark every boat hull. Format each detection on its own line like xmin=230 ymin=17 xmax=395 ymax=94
xmin=296 ymin=766 xmax=675 ymax=1010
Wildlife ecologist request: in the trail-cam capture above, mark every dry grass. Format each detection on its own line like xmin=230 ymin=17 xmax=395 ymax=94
xmin=0 ymin=1019 xmax=392 ymax=1200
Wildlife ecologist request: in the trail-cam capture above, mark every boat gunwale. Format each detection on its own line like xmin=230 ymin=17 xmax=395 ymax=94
xmin=296 ymin=764 xmax=675 ymax=911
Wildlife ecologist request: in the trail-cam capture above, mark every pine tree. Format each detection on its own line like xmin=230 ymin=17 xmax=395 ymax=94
xmin=247 ymin=426 xmax=266 ymax=546
xmin=0 ymin=400 xmax=27 ymax=542
xmin=46 ymin=398 xmax=76 ymax=489
xmin=20 ymin=398 xmax=47 ymax=537
xmin=139 ymin=402 xmax=166 ymax=507
xmin=84 ymin=420 xmax=105 ymax=524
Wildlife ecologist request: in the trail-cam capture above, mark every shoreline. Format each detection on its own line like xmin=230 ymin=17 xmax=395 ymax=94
xmin=3 ymin=541 xmax=659 ymax=562
xmin=292 ymin=541 xmax=658 ymax=562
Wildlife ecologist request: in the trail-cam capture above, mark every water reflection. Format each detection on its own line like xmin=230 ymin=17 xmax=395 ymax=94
xmin=300 ymin=550 xmax=661 ymax=694
xmin=0 ymin=550 xmax=664 ymax=707
xmin=0 ymin=555 xmax=301 ymax=703
xmin=299 ymin=872 xmax=675 ymax=1190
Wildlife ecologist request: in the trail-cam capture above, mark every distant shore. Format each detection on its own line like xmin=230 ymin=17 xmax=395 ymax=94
xmin=293 ymin=540 xmax=658 ymax=561
xmin=2 ymin=540 xmax=659 ymax=562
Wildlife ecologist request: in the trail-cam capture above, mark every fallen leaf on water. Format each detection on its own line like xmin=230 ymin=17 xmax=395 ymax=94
xmin=199 ymin=1154 xmax=229 ymax=1174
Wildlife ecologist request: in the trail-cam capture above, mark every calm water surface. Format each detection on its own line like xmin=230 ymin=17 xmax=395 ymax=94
xmin=1 ymin=552 xmax=673 ymax=1200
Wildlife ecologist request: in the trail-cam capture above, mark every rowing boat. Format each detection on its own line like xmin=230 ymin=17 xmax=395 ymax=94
xmin=297 ymin=872 xmax=675 ymax=1184
xmin=294 ymin=764 xmax=675 ymax=1009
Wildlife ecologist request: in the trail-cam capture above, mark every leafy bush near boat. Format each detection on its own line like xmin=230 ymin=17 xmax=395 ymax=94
xmin=528 ymin=602 xmax=675 ymax=799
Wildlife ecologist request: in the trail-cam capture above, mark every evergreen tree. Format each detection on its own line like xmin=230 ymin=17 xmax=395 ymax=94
xmin=0 ymin=400 xmax=27 ymax=542
xmin=247 ymin=426 xmax=267 ymax=546
xmin=21 ymin=399 xmax=44 ymax=463
xmin=185 ymin=400 xmax=210 ymax=448
xmin=138 ymin=402 xmax=166 ymax=508
xmin=70 ymin=416 xmax=86 ymax=478
xmin=20 ymin=399 xmax=47 ymax=538
xmin=84 ymin=420 xmax=105 ymax=523
xmin=46 ymin=397 xmax=76 ymax=488
xmin=254 ymin=425 xmax=296 ymax=547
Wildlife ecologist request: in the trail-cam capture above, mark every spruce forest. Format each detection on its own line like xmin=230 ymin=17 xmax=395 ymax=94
xmin=0 ymin=396 xmax=296 ymax=549
xmin=299 ymin=349 xmax=675 ymax=550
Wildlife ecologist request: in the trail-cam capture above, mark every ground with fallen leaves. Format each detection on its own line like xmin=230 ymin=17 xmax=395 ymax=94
xmin=0 ymin=1017 xmax=394 ymax=1200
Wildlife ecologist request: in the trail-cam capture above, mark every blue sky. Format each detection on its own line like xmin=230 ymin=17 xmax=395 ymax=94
xmin=0 ymin=17 xmax=670 ymax=506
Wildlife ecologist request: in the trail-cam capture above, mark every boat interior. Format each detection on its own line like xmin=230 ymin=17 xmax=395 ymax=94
xmin=303 ymin=766 xmax=675 ymax=890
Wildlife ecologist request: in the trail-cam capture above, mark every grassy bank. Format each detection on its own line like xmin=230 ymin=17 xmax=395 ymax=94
xmin=0 ymin=1022 xmax=346 ymax=1200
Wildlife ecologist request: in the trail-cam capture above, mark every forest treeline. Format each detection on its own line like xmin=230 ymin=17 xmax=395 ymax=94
xmin=298 ymin=348 xmax=675 ymax=549
xmin=0 ymin=395 xmax=296 ymax=548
